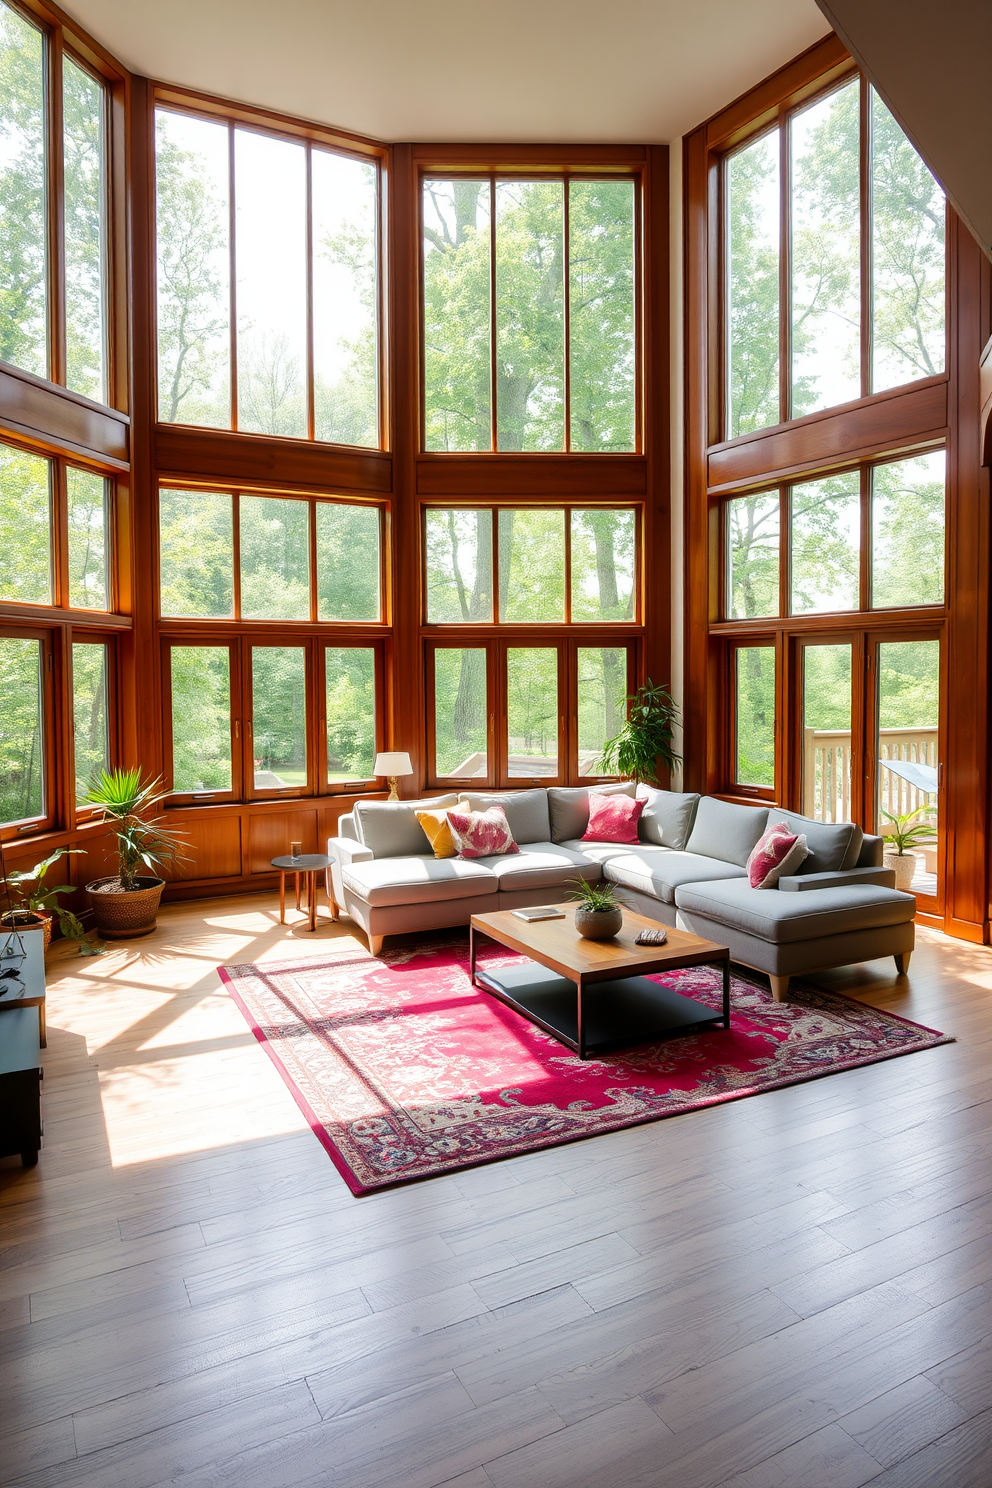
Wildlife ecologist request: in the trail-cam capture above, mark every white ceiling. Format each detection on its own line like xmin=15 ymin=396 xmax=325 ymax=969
xmin=64 ymin=0 xmax=831 ymax=144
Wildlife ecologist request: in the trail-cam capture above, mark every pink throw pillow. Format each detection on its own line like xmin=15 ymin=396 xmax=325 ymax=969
xmin=446 ymin=804 xmax=519 ymax=859
xmin=582 ymin=792 xmax=645 ymax=845
xmin=747 ymin=822 xmax=809 ymax=889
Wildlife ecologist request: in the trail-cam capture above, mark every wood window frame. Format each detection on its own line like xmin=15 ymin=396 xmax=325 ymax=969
xmin=150 ymin=88 xmax=388 ymax=451
xmin=1 ymin=0 xmax=124 ymax=410
xmin=425 ymin=635 xmax=639 ymax=792
xmin=418 ymin=164 xmax=645 ymax=456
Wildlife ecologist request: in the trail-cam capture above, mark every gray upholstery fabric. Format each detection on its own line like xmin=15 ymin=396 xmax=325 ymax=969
xmin=635 ymin=786 xmax=701 ymax=849
xmin=603 ymin=848 xmax=745 ymax=904
xmin=557 ymin=838 xmax=635 ymax=864
xmin=352 ymin=794 xmax=460 ymax=858
xmin=778 ymin=866 xmax=895 ymax=892
xmin=461 ymin=789 xmax=551 ymax=844
xmin=858 ymin=834 xmax=884 ymax=868
xmin=342 ymin=854 xmax=494 ymax=907
xmin=841 ymin=823 xmax=865 ymax=871
xmin=673 ymin=878 xmax=915 ymax=943
xmin=770 ymin=811 xmax=859 ymax=874
xmin=684 ymin=798 xmax=770 ymax=867
xmin=547 ymin=782 xmax=634 ymax=843
xmin=475 ymin=842 xmax=600 ymax=890
xmin=674 ymin=909 xmax=915 ymax=978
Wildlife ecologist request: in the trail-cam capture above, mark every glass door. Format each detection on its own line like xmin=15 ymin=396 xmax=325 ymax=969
xmin=871 ymin=635 xmax=941 ymax=907
xmin=799 ymin=640 xmax=855 ymax=822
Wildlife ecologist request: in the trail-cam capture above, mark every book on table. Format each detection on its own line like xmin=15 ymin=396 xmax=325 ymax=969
xmin=511 ymin=906 xmax=567 ymax=922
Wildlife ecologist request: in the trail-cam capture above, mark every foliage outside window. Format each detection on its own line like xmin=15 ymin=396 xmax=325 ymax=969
xmin=0 ymin=4 xmax=109 ymax=400
xmin=425 ymin=506 xmax=637 ymax=624
xmin=159 ymin=489 xmax=383 ymax=622
xmin=0 ymin=635 xmax=45 ymax=824
xmin=326 ymin=647 xmax=375 ymax=783
xmin=724 ymin=453 xmax=945 ymax=620
xmin=155 ymin=109 xmax=379 ymax=446
xmin=734 ymin=645 xmax=775 ymax=788
xmin=0 ymin=440 xmax=111 ymax=610
xmin=72 ymin=640 xmax=109 ymax=802
xmin=169 ymin=645 xmax=232 ymax=794
xmin=726 ymin=78 xmax=945 ymax=436
xmin=251 ymin=646 xmax=306 ymax=791
xmin=423 ymin=176 xmax=636 ymax=452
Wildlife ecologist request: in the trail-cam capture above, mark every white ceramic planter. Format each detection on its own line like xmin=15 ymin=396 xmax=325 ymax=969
xmin=883 ymin=851 xmax=917 ymax=892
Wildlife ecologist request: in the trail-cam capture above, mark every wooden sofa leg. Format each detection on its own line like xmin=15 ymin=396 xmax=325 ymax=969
xmin=895 ymin=952 xmax=911 ymax=976
xmin=769 ymin=974 xmax=789 ymax=1002
xmin=368 ymin=933 xmax=384 ymax=956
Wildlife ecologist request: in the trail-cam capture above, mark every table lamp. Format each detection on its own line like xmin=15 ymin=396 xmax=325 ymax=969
xmin=373 ymin=751 xmax=414 ymax=800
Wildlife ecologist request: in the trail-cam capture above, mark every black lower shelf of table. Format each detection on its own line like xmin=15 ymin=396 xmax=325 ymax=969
xmin=474 ymin=961 xmax=724 ymax=1055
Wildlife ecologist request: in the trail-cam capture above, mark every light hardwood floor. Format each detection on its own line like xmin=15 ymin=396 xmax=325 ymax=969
xmin=2 ymin=894 xmax=992 ymax=1487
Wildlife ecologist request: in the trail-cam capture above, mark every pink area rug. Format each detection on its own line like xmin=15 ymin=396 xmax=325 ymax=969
xmin=219 ymin=940 xmax=950 ymax=1195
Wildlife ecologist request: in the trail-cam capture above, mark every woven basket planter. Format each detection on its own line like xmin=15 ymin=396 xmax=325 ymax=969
xmin=86 ymin=876 xmax=165 ymax=939
xmin=1 ymin=909 xmax=51 ymax=953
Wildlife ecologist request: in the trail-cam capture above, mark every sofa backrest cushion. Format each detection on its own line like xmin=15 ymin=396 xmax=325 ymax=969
xmin=773 ymin=811 xmax=860 ymax=874
xmin=685 ymin=797 xmax=770 ymax=867
xmin=548 ymin=782 xmax=634 ymax=843
xmin=636 ymin=786 xmax=701 ymax=850
xmin=353 ymin=794 xmax=459 ymax=858
xmin=858 ymin=832 xmax=884 ymax=868
xmin=461 ymin=789 xmax=551 ymax=844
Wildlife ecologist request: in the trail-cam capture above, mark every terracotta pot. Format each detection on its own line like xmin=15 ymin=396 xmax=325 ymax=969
xmin=883 ymin=851 xmax=917 ymax=892
xmin=575 ymin=905 xmax=622 ymax=940
xmin=86 ymin=876 xmax=165 ymax=939
xmin=1 ymin=909 xmax=51 ymax=952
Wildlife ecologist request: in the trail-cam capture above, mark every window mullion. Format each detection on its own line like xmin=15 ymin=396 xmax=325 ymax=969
xmin=48 ymin=23 xmax=66 ymax=387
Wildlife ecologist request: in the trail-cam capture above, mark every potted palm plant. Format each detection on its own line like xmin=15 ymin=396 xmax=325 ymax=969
xmin=599 ymin=679 xmax=681 ymax=785
xmin=0 ymin=848 xmax=89 ymax=952
xmin=570 ymin=878 xmax=626 ymax=941
xmin=84 ymin=769 xmax=189 ymax=939
xmin=881 ymin=805 xmax=934 ymax=892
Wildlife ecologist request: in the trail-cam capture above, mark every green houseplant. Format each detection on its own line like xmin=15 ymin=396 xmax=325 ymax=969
xmin=599 ymin=680 xmax=681 ymax=786
xmin=84 ymin=769 xmax=189 ymax=939
xmin=0 ymin=848 xmax=89 ymax=952
xmin=570 ymin=877 xmax=626 ymax=941
xmin=880 ymin=806 xmax=934 ymax=892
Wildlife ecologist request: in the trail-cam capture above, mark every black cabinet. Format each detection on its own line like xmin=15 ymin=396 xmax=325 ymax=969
xmin=0 ymin=931 xmax=44 ymax=1168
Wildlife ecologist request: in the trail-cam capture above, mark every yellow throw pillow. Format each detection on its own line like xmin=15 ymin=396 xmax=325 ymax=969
xmin=416 ymin=801 xmax=470 ymax=859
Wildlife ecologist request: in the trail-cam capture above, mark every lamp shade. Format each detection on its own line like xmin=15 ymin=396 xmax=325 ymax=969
xmin=373 ymin=751 xmax=413 ymax=777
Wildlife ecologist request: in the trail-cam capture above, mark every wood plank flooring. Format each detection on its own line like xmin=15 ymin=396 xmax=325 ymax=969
xmin=2 ymin=894 xmax=992 ymax=1487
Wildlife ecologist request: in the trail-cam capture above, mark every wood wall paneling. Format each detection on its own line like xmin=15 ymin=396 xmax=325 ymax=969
xmin=415 ymin=455 xmax=648 ymax=498
xmin=154 ymin=425 xmax=392 ymax=496
xmin=0 ymin=363 xmax=129 ymax=467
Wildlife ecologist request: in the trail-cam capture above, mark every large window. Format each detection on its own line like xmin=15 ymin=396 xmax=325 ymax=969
xmin=0 ymin=439 xmax=112 ymax=611
xmin=0 ymin=3 xmax=110 ymax=401
xmin=425 ymin=504 xmax=639 ymax=786
xmin=423 ymin=176 xmax=637 ymax=452
xmin=155 ymin=108 xmax=381 ymax=447
xmin=725 ymin=75 xmax=945 ymax=436
xmin=159 ymin=490 xmax=383 ymax=622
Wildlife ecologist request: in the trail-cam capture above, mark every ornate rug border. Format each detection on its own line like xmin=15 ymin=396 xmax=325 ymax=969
xmin=217 ymin=954 xmax=953 ymax=1197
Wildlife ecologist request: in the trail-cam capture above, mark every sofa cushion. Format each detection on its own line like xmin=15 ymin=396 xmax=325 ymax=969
xmin=476 ymin=842 xmax=601 ymax=891
xmin=461 ymin=789 xmax=551 ymax=845
xmin=557 ymin=839 xmax=635 ymax=864
xmin=548 ymin=782 xmax=634 ymax=843
xmin=673 ymin=878 xmax=915 ymax=943
xmin=583 ymin=792 xmax=644 ymax=844
xmin=415 ymin=802 xmax=469 ymax=859
xmin=746 ymin=823 xmax=808 ymax=888
xmin=772 ymin=811 xmax=861 ymax=874
xmin=353 ymin=794 xmax=459 ymax=858
xmin=636 ymin=786 xmax=701 ymax=850
xmin=341 ymin=855 xmax=496 ymax=907
xmin=447 ymin=804 xmax=519 ymax=859
xmin=603 ymin=848 xmax=746 ymax=904
xmin=684 ymin=798 xmax=770 ymax=867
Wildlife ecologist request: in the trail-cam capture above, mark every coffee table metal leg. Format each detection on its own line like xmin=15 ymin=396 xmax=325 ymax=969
xmin=577 ymin=975 xmax=585 ymax=1060
xmin=722 ymin=956 xmax=731 ymax=1028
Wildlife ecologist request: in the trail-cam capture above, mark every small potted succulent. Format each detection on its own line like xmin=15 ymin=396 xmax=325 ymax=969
xmin=881 ymin=806 xmax=934 ymax=892
xmin=84 ymin=769 xmax=189 ymax=939
xmin=570 ymin=878 xmax=625 ymax=941
xmin=0 ymin=848 xmax=89 ymax=953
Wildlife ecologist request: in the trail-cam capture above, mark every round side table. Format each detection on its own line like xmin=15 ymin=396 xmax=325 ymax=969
xmin=271 ymin=854 xmax=334 ymax=932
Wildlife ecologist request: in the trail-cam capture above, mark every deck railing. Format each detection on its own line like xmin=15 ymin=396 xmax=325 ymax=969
xmin=803 ymin=726 xmax=938 ymax=823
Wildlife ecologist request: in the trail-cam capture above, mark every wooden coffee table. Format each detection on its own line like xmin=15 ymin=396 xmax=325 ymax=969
xmin=470 ymin=904 xmax=730 ymax=1060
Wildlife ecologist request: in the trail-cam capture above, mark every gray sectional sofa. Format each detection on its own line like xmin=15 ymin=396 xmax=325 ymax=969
xmin=326 ymin=786 xmax=915 ymax=1000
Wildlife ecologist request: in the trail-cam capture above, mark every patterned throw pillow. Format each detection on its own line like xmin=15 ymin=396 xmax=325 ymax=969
xmin=415 ymin=801 xmax=470 ymax=859
xmin=747 ymin=822 xmax=809 ymax=889
xmin=582 ymin=792 xmax=645 ymax=845
xmin=446 ymin=804 xmax=519 ymax=859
